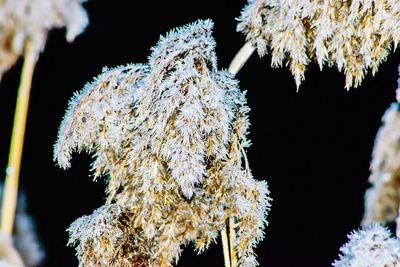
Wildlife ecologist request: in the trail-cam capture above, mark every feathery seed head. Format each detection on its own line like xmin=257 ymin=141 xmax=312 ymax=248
xmin=55 ymin=19 xmax=270 ymax=266
xmin=333 ymin=223 xmax=400 ymax=267
xmin=53 ymin=65 xmax=147 ymax=170
xmin=149 ymin=19 xmax=217 ymax=73
xmin=238 ymin=0 xmax=400 ymax=89
xmin=68 ymin=204 xmax=152 ymax=267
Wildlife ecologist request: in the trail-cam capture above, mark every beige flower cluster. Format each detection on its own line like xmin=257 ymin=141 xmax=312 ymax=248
xmin=0 ymin=0 xmax=88 ymax=79
xmin=55 ymin=20 xmax=271 ymax=266
xmin=362 ymin=103 xmax=400 ymax=226
xmin=238 ymin=0 xmax=400 ymax=89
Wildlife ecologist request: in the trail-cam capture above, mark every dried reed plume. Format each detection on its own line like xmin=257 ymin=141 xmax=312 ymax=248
xmin=0 ymin=0 xmax=88 ymax=79
xmin=238 ymin=0 xmax=400 ymax=89
xmin=55 ymin=20 xmax=271 ymax=266
xmin=333 ymin=223 xmax=400 ymax=267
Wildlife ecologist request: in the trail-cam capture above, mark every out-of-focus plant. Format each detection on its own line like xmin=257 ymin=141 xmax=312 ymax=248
xmin=0 ymin=184 xmax=44 ymax=267
xmin=329 ymin=66 xmax=400 ymax=266
xmin=54 ymin=20 xmax=271 ymax=267
xmin=0 ymin=0 xmax=88 ymax=240
xmin=236 ymin=0 xmax=400 ymax=89
xmin=361 ymin=67 xmax=400 ymax=237
xmin=362 ymin=102 xmax=400 ymax=228
xmin=0 ymin=0 xmax=88 ymax=79
xmin=0 ymin=233 xmax=24 ymax=267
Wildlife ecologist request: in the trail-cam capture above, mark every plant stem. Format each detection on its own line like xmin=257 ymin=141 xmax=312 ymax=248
xmin=221 ymin=226 xmax=231 ymax=267
xmin=229 ymin=216 xmax=237 ymax=267
xmin=1 ymin=41 xmax=37 ymax=235
xmin=220 ymin=41 xmax=255 ymax=266
xmin=228 ymin=41 xmax=255 ymax=75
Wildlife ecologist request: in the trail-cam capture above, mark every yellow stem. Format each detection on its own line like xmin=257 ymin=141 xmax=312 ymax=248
xmin=221 ymin=227 xmax=231 ymax=267
xmin=228 ymin=42 xmax=255 ymax=76
xmin=1 ymin=41 xmax=37 ymax=235
xmin=229 ymin=216 xmax=237 ymax=267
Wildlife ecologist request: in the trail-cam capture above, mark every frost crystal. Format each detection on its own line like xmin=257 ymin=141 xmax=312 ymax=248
xmin=55 ymin=20 xmax=271 ymax=266
xmin=333 ymin=223 xmax=400 ymax=267
xmin=0 ymin=0 xmax=89 ymax=78
xmin=238 ymin=0 xmax=400 ymax=89
xmin=363 ymin=103 xmax=400 ymax=226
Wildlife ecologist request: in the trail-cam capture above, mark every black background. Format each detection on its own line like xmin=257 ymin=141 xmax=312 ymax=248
xmin=0 ymin=0 xmax=398 ymax=266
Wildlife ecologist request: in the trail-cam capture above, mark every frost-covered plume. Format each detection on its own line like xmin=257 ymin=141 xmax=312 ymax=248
xmin=0 ymin=0 xmax=88 ymax=78
xmin=54 ymin=19 xmax=271 ymax=266
xmin=238 ymin=0 xmax=400 ymax=89
xmin=333 ymin=223 xmax=400 ymax=267
xmin=362 ymin=103 xmax=400 ymax=226
xmin=68 ymin=204 xmax=152 ymax=266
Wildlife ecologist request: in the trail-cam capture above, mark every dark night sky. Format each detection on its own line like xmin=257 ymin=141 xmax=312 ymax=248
xmin=0 ymin=0 xmax=399 ymax=266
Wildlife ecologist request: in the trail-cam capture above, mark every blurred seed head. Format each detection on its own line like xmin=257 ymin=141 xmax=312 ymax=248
xmin=0 ymin=184 xmax=44 ymax=267
xmin=0 ymin=0 xmax=89 ymax=79
xmin=363 ymin=103 xmax=400 ymax=226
